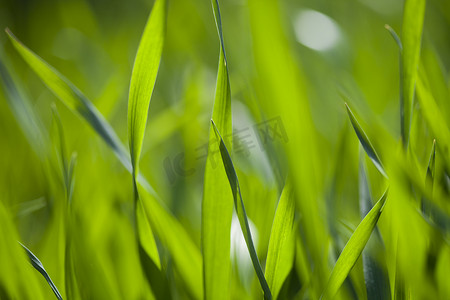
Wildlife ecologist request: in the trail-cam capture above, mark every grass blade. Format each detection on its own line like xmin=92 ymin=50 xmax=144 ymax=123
xmin=345 ymin=103 xmax=387 ymax=178
xmin=20 ymin=243 xmax=63 ymax=300
xmin=422 ymin=139 xmax=436 ymax=214
xmin=401 ymin=0 xmax=426 ymax=147
xmin=127 ymin=0 xmax=166 ymax=178
xmin=359 ymin=157 xmax=391 ymax=300
xmin=211 ymin=120 xmax=272 ymax=300
xmin=265 ymin=182 xmax=295 ymax=300
xmin=6 ymin=28 xmax=132 ymax=174
xmin=201 ymin=1 xmax=233 ymax=299
xmin=321 ymin=189 xmax=389 ymax=300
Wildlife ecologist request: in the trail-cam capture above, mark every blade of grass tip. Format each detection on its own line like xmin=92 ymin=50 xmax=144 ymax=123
xmin=321 ymin=189 xmax=389 ymax=300
xmin=422 ymin=139 xmax=436 ymax=214
xmin=401 ymin=0 xmax=426 ymax=148
xmin=202 ymin=1 xmax=233 ymax=299
xmin=265 ymin=181 xmax=295 ymax=300
xmin=345 ymin=103 xmax=388 ymax=178
xmin=126 ymin=0 xmax=166 ymax=278
xmin=127 ymin=0 xmax=166 ymax=181
xmin=19 ymin=243 xmax=63 ymax=300
xmin=211 ymin=120 xmax=272 ymax=300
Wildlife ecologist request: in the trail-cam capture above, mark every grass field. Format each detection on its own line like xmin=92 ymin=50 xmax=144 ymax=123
xmin=0 ymin=0 xmax=449 ymax=299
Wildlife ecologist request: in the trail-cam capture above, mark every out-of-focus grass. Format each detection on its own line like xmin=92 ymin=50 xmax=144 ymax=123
xmin=0 ymin=0 xmax=449 ymax=299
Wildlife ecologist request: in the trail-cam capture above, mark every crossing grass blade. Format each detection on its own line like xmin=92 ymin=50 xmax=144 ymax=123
xmin=321 ymin=189 xmax=389 ymax=300
xmin=211 ymin=120 xmax=272 ymax=300
xmin=20 ymin=243 xmax=63 ymax=300
xmin=265 ymin=182 xmax=295 ymax=300
xmin=422 ymin=140 xmax=436 ymax=214
xmin=201 ymin=1 xmax=233 ymax=299
xmin=127 ymin=0 xmax=166 ymax=179
xmin=345 ymin=103 xmax=388 ymax=178
xmin=401 ymin=0 xmax=426 ymax=147
xmin=5 ymin=28 xmax=132 ymax=174
xmin=359 ymin=157 xmax=391 ymax=300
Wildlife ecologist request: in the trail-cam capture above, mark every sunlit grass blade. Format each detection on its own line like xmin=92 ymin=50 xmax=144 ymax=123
xmin=265 ymin=181 xmax=295 ymax=300
xmin=20 ymin=243 xmax=63 ymax=300
xmin=321 ymin=189 xmax=389 ymax=300
xmin=202 ymin=1 xmax=233 ymax=299
xmin=211 ymin=120 xmax=272 ymax=300
xmin=138 ymin=184 xmax=203 ymax=299
xmin=401 ymin=0 xmax=426 ymax=147
xmin=5 ymin=28 xmax=132 ymax=175
xmin=345 ymin=103 xmax=387 ymax=178
xmin=127 ymin=0 xmax=166 ymax=179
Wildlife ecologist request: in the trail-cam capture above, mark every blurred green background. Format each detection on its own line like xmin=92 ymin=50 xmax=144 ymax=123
xmin=0 ymin=0 xmax=449 ymax=299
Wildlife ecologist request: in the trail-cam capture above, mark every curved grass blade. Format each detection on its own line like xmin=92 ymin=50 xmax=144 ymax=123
xmin=321 ymin=189 xmax=389 ymax=300
xmin=401 ymin=0 xmax=426 ymax=147
xmin=202 ymin=1 xmax=233 ymax=299
xmin=265 ymin=182 xmax=295 ymax=300
xmin=345 ymin=103 xmax=387 ymax=178
xmin=5 ymin=28 xmax=132 ymax=175
xmin=127 ymin=0 xmax=166 ymax=179
xmin=5 ymin=26 xmax=206 ymax=290
xmin=211 ymin=120 xmax=272 ymax=300
xmin=20 ymin=243 xmax=63 ymax=300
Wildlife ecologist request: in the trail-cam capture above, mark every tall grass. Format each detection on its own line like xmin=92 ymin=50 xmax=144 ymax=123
xmin=1 ymin=0 xmax=449 ymax=299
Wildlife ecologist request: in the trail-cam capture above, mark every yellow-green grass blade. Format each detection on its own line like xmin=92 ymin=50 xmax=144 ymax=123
xmin=401 ymin=0 xmax=426 ymax=147
xmin=265 ymin=182 xmax=295 ymax=300
xmin=201 ymin=1 xmax=233 ymax=299
xmin=127 ymin=0 xmax=166 ymax=179
xmin=6 ymin=26 xmax=206 ymax=288
xmin=138 ymin=185 xmax=203 ymax=299
xmin=212 ymin=120 xmax=272 ymax=300
xmin=321 ymin=189 xmax=389 ymax=300
xmin=345 ymin=103 xmax=387 ymax=178
xmin=20 ymin=243 xmax=63 ymax=300
xmin=5 ymin=28 xmax=131 ymax=175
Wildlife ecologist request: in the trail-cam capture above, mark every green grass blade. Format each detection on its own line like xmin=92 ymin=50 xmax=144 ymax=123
xmin=138 ymin=185 xmax=203 ymax=299
xmin=265 ymin=182 xmax=295 ymax=300
xmin=201 ymin=1 xmax=233 ymax=299
xmin=127 ymin=0 xmax=166 ymax=178
xmin=20 ymin=243 xmax=63 ymax=300
xmin=359 ymin=157 xmax=391 ymax=300
xmin=5 ymin=28 xmax=131 ymax=173
xmin=345 ymin=103 xmax=387 ymax=178
xmin=211 ymin=120 xmax=272 ymax=300
xmin=401 ymin=0 xmax=426 ymax=147
xmin=422 ymin=140 xmax=436 ymax=214
xmin=321 ymin=189 xmax=389 ymax=300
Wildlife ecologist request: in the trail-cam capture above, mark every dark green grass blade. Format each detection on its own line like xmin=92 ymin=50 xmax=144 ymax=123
xmin=127 ymin=0 xmax=166 ymax=179
xmin=359 ymin=157 xmax=391 ymax=300
xmin=20 ymin=243 xmax=63 ymax=300
xmin=401 ymin=0 xmax=426 ymax=147
xmin=422 ymin=140 xmax=436 ymax=214
xmin=265 ymin=182 xmax=295 ymax=300
xmin=345 ymin=103 xmax=387 ymax=178
xmin=321 ymin=189 xmax=389 ymax=300
xmin=211 ymin=120 xmax=272 ymax=300
xmin=202 ymin=1 xmax=233 ymax=299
